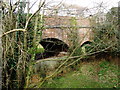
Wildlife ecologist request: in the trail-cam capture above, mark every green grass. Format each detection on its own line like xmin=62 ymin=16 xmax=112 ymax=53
xmin=42 ymin=60 xmax=119 ymax=88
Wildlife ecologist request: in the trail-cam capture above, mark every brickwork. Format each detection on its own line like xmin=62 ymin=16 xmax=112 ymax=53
xmin=42 ymin=16 xmax=93 ymax=46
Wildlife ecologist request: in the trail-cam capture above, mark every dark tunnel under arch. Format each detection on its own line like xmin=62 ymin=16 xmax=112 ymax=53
xmin=35 ymin=38 xmax=69 ymax=60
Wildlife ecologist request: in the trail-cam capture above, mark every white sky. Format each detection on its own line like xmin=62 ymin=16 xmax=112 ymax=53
xmin=27 ymin=0 xmax=119 ymax=15
xmin=30 ymin=0 xmax=119 ymax=8
xmin=61 ymin=0 xmax=119 ymax=8
xmin=29 ymin=0 xmax=119 ymax=12
xmin=10 ymin=0 xmax=119 ymax=15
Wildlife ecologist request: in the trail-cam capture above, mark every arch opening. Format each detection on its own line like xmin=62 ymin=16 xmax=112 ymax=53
xmin=81 ymin=41 xmax=93 ymax=47
xmin=35 ymin=38 xmax=69 ymax=60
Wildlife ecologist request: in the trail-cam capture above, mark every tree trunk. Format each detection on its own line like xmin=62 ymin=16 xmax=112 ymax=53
xmin=0 ymin=8 xmax=3 ymax=90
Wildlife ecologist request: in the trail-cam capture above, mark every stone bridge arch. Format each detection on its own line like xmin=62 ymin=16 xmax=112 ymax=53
xmin=42 ymin=28 xmax=69 ymax=46
xmin=40 ymin=38 xmax=69 ymax=52
xmin=42 ymin=26 xmax=93 ymax=47
xmin=42 ymin=16 xmax=93 ymax=47
xmin=36 ymin=16 xmax=94 ymax=59
xmin=36 ymin=37 xmax=69 ymax=60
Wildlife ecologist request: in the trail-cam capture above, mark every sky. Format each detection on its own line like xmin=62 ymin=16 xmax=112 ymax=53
xmin=27 ymin=0 xmax=119 ymax=15
xmin=61 ymin=0 xmax=119 ymax=8
xmin=30 ymin=0 xmax=119 ymax=8
xmin=11 ymin=0 xmax=119 ymax=15
xmin=12 ymin=0 xmax=119 ymax=9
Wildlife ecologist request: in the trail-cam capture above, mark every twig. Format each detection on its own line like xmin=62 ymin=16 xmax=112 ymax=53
xmin=35 ymin=42 xmax=114 ymax=64
xmin=24 ymin=1 xmax=45 ymax=30
xmin=1 ymin=29 xmax=26 ymax=37
xmin=37 ymin=43 xmax=115 ymax=87
xmin=29 ymin=0 xmax=38 ymax=10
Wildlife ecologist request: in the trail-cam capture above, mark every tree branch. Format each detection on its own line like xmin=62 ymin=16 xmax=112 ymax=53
xmin=24 ymin=1 xmax=45 ymax=30
xmin=1 ymin=29 xmax=26 ymax=37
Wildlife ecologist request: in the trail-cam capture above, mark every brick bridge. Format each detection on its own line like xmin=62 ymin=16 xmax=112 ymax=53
xmin=36 ymin=16 xmax=93 ymax=59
